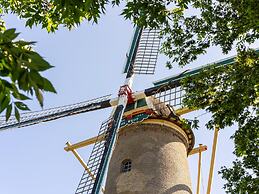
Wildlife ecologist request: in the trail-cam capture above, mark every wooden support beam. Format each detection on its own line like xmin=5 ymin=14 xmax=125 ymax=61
xmin=175 ymin=107 xmax=196 ymax=115
xmin=196 ymin=144 xmax=203 ymax=194
xmin=189 ymin=145 xmax=207 ymax=156
xmin=66 ymin=142 xmax=96 ymax=179
xmin=64 ymin=134 xmax=106 ymax=151
xmin=64 ymin=107 xmax=198 ymax=152
xmin=66 ymin=142 xmax=105 ymax=193
xmin=206 ymin=126 xmax=219 ymax=194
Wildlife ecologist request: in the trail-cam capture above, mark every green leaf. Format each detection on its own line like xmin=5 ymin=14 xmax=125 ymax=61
xmin=14 ymin=106 xmax=20 ymax=122
xmin=25 ymin=19 xmax=34 ymax=28
xmin=34 ymin=87 xmax=44 ymax=107
xmin=25 ymin=52 xmax=53 ymax=71
xmin=0 ymin=95 xmax=10 ymax=113
xmin=0 ymin=59 xmax=11 ymax=71
xmin=17 ymin=70 xmax=29 ymax=90
xmin=3 ymin=28 xmax=19 ymax=41
xmin=43 ymin=78 xmax=56 ymax=93
xmin=2 ymin=79 xmax=12 ymax=89
xmin=15 ymin=40 xmax=36 ymax=46
xmin=5 ymin=104 xmax=12 ymax=121
xmin=14 ymin=101 xmax=30 ymax=111
xmin=12 ymin=91 xmax=31 ymax=100
xmin=28 ymin=70 xmax=44 ymax=86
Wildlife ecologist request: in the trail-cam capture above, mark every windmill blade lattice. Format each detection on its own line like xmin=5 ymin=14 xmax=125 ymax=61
xmin=123 ymin=27 xmax=161 ymax=77
xmin=143 ymin=49 xmax=251 ymax=110
xmin=152 ymin=84 xmax=185 ymax=109
xmin=0 ymin=95 xmax=112 ymax=131
xmin=75 ymin=26 xmax=162 ymax=194
xmin=75 ymin=117 xmax=112 ymax=194
xmin=75 ymin=103 xmax=126 ymax=194
xmin=133 ymin=28 xmax=161 ymax=75
xmin=144 ymin=78 xmax=185 ymax=110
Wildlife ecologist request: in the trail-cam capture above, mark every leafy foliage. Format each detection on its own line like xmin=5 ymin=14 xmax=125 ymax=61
xmin=220 ymin=159 xmax=259 ymax=194
xmin=0 ymin=1 xmax=258 ymax=192
xmin=182 ymin=48 xmax=259 ymax=129
xmin=219 ymin=114 xmax=259 ymax=193
xmin=181 ymin=48 xmax=259 ymax=193
xmin=0 ymin=22 xmax=56 ymax=121
xmin=2 ymin=0 xmax=258 ymax=65
xmin=0 ymin=0 xmax=119 ymax=32
xmin=159 ymin=0 xmax=259 ymax=66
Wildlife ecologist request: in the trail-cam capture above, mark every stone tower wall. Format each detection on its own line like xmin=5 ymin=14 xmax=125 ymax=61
xmin=104 ymin=119 xmax=193 ymax=194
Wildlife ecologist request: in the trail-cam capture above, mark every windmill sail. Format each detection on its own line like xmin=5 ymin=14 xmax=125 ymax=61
xmin=144 ymin=76 xmax=184 ymax=109
xmin=75 ymin=117 xmax=112 ymax=194
xmin=133 ymin=28 xmax=161 ymax=74
xmin=0 ymin=95 xmax=112 ymax=131
xmin=75 ymin=104 xmax=126 ymax=194
xmin=143 ymin=50 xmax=254 ymax=109
xmin=151 ymin=84 xmax=185 ymax=109
xmin=123 ymin=27 xmax=161 ymax=77
xmin=74 ymin=26 xmax=163 ymax=194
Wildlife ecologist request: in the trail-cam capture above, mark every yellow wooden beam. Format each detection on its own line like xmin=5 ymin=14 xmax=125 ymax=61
xmin=188 ymin=145 xmax=207 ymax=156
xmin=175 ymin=107 xmax=193 ymax=115
xmin=206 ymin=126 xmax=219 ymax=194
xmin=66 ymin=142 xmax=96 ymax=179
xmin=196 ymin=144 xmax=203 ymax=194
xmin=64 ymin=106 xmax=197 ymax=152
xmin=64 ymin=134 xmax=105 ymax=152
xmin=66 ymin=142 xmax=105 ymax=193
xmin=63 ymin=107 xmax=198 ymax=152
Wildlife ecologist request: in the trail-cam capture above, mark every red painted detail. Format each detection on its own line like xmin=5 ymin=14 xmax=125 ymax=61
xmin=144 ymin=109 xmax=154 ymax=115
xmin=124 ymin=109 xmax=155 ymax=120
xmin=118 ymin=85 xmax=134 ymax=104
xmin=130 ymin=109 xmax=154 ymax=117
xmin=126 ymin=115 xmax=133 ymax=120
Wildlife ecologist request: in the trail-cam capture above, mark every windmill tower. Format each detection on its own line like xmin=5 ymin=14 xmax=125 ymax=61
xmin=104 ymin=97 xmax=194 ymax=194
xmin=0 ymin=26 xmax=241 ymax=194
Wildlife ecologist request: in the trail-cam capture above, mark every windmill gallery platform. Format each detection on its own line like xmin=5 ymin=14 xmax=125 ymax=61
xmin=105 ymin=97 xmax=195 ymax=194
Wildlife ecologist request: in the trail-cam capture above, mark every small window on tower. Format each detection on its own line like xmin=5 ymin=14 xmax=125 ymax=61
xmin=121 ymin=159 xmax=132 ymax=173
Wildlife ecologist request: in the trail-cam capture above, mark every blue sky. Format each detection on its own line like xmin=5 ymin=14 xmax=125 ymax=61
xmin=0 ymin=5 xmax=239 ymax=194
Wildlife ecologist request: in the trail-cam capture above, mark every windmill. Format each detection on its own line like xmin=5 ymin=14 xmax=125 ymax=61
xmin=0 ymin=26 xmax=243 ymax=194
